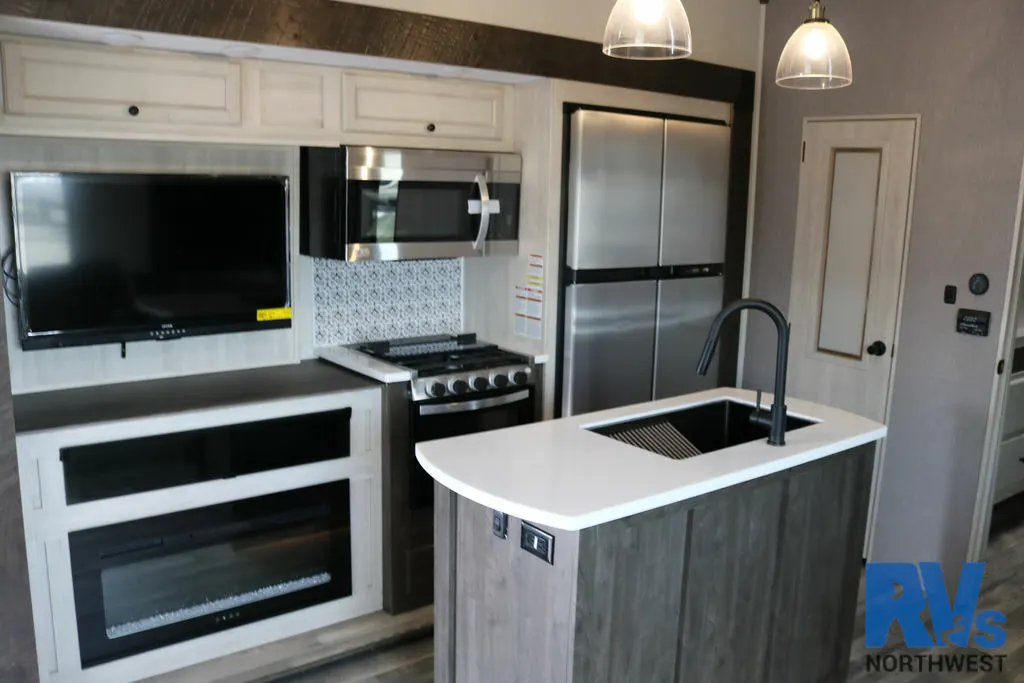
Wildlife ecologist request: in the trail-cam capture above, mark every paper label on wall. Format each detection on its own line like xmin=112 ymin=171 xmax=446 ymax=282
xmin=256 ymin=307 xmax=293 ymax=322
xmin=514 ymin=254 xmax=544 ymax=340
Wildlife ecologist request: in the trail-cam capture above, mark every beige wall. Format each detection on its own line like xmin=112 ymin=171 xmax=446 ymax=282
xmin=746 ymin=0 xmax=1024 ymax=567
xmin=337 ymin=0 xmax=762 ymax=71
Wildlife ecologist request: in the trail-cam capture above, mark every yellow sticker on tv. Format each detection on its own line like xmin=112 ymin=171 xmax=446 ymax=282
xmin=257 ymin=307 xmax=292 ymax=322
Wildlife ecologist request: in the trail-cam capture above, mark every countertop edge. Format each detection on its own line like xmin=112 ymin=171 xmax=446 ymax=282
xmin=315 ymin=346 xmax=412 ymax=383
xmin=417 ymin=426 xmax=885 ymax=531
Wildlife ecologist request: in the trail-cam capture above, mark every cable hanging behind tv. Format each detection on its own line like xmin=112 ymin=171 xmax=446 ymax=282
xmin=8 ymin=172 xmax=291 ymax=351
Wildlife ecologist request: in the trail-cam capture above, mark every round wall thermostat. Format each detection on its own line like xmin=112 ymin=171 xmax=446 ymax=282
xmin=969 ymin=273 xmax=990 ymax=295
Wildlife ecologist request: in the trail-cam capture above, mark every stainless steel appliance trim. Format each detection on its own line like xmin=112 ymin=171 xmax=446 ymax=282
xmin=346 ymin=146 xmax=522 ymax=183
xmin=471 ymin=173 xmax=491 ymax=251
xmin=346 ymin=241 xmax=517 ymax=261
xmin=418 ymin=389 xmax=532 ymax=416
xmin=411 ymin=364 xmax=533 ymax=401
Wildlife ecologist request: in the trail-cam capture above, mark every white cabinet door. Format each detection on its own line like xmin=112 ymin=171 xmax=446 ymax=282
xmin=246 ymin=62 xmax=341 ymax=134
xmin=341 ymin=70 xmax=512 ymax=148
xmin=2 ymin=41 xmax=242 ymax=126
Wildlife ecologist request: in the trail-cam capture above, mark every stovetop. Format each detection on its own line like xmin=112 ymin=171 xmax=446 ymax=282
xmin=354 ymin=333 xmax=529 ymax=378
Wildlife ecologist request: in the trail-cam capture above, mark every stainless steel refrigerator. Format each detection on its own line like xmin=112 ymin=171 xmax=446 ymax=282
xmin=560 ymin=109 xmax=732 ymax=416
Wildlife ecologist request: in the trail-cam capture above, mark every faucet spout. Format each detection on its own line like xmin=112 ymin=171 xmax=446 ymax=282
xmin=696 ymin=298 xmax=790 ymax=446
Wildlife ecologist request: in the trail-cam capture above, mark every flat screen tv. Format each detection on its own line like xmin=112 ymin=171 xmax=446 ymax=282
xmin=10 ymin=172 xmax=290 ymax=350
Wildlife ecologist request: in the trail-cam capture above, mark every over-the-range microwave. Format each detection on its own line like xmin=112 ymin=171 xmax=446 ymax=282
xmin=299 ymin=146 xmax=522 ymax=261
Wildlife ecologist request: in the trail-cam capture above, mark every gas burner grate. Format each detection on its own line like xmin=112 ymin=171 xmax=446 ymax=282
xmin=385 ymin=341 xmax=465 ymax=357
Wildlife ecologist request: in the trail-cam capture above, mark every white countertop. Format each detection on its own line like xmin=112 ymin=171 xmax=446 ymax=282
xmin=416 ymin=388 xmax=886 ymax=531
xmin=315 ymin=345 xmax=413 ymax=383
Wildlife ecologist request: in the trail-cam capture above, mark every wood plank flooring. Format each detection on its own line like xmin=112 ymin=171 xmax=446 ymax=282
xmin=275 ymin=494 xmax=1024 ymax=683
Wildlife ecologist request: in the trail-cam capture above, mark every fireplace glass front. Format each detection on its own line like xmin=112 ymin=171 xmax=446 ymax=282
xmin=68 ymin=481 xmax=352 ymax=668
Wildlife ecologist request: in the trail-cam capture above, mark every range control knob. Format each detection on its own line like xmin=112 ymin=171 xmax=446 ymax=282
xmin=511 ymin=370 xmax=529 ymax=386
xmin=448 ymin=379 xmax=470 ymax=395
xmin=428 ymin=382 xmax=447 ymax=398
xmin=469 ymin=375 xmax=490 ymax=391
xmin=491 ymin=373 xmax=509 ymax=388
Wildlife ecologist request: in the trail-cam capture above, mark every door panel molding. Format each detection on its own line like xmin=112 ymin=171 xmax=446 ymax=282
xmin=815 ymin=149 xmax=883 ymax=361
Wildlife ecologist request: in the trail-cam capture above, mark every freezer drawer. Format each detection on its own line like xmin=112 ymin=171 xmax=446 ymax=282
xmin=562 ymin=281 xmax=657 ymax=416
xmin=660 ymin=120 xmax=731 ymax=266
xmin=653 ymin=276 xmax=724 ymax=400
xmin=566 ymin=110 xmax=665 ymax=270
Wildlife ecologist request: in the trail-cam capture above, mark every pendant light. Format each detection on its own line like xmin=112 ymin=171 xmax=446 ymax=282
xmin=603 ymin=0 xmax=692 ymax=60
xmin=776 ymin=1 xmax=852 ymax=89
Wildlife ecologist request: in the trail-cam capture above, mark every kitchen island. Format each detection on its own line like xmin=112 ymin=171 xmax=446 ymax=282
xmin=416 ymin=387 xmax=886 ymax=683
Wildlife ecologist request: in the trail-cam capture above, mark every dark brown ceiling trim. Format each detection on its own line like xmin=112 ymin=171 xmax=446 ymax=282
xmin=0 ymin=0 xmax=753 ymax=104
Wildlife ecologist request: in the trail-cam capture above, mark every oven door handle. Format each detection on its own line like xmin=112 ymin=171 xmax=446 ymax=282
xmin=419 ymin=389 xmax=531 ymax=416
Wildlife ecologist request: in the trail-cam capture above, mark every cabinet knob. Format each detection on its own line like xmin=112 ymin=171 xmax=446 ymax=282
xmin=426 ymin=123 xmax=436 ymax=133
xmin=128 ymin=105 xmax=140 ymax=117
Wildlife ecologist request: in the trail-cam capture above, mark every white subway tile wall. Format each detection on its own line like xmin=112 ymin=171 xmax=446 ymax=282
xmin=313 ymin=259 xmax=463 ymax=346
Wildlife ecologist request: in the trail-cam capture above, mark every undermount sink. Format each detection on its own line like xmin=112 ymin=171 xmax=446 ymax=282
xmin=588 ymin=399 xmax=815 ymax=460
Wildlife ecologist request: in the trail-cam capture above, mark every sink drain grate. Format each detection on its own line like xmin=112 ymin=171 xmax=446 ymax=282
xmin=603 ymin=420 xmax=703 ymax=460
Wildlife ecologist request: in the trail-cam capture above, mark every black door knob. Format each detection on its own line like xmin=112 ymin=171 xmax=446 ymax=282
xmin=128 ymin=105 xmax=140 ymax=116
xmin=866 ymin=341 xmax=887 ymax=356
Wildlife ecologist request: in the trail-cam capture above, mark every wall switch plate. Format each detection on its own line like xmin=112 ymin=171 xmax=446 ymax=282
xmin=492 ymin=511 xmax=508 ymax=539
xmin=520 ymin=522 xmax=554 ymax=564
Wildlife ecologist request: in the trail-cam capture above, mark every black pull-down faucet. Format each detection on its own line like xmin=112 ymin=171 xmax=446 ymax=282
xmin=696 ymin=298 xmax=791 ymax=446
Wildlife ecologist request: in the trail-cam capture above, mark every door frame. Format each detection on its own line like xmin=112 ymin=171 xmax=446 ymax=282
xmin=793 ymin=114 xmax=922 ymax=557
xmin=968 ymin=155 xmax=1024 ymax=560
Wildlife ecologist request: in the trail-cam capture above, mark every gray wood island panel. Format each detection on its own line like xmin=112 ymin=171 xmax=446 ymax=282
xmin=435 ymin=444 xmax=874 ymax=683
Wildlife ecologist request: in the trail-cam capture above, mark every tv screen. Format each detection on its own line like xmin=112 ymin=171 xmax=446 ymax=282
xmin=10 ymin=172 xmax=290 ymax=350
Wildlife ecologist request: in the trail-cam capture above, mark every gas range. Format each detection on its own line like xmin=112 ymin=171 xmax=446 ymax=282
xmin=317 ymin=332 xmax=539 ymax=615
xmin=344 ymin=333 xmax=535 ymax=401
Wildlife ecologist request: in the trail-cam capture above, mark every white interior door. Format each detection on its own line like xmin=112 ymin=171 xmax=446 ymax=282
xmin=787 ymin=117 xmax=918 ymax=555
xmin=788 ymin=118 xmax=917 ymax=419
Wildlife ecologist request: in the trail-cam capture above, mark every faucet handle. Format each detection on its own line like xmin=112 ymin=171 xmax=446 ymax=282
xmin=756 ymin=389 xmax=763 ymax=411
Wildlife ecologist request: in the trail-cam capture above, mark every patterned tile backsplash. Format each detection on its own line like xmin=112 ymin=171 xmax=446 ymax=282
xmin=314 ymin=258 xmax=463 ymax=346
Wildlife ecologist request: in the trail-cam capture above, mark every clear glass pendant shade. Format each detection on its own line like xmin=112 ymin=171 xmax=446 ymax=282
xmin=775 ymin=3 xmax=852 ymax=89
xmin=602 ymin=0 xmax=692 ymax=60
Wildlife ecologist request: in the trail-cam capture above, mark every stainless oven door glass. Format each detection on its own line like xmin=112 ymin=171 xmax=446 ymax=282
xmin=410 ymin=388 xmax=534 ymax=509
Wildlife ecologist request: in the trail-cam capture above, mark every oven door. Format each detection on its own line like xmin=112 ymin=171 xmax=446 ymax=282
xmin=409 ymin=387 xmax=535 ymax=510
xmin=344 ymin=146 xmax=521 ymax=261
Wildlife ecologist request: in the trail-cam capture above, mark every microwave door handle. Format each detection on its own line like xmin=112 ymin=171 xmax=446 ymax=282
xmin=471 ymin=173 xmax=491 ymax=252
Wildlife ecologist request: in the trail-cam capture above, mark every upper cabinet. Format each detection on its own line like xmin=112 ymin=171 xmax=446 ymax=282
xmin=244 ymin=62 xmax=341 ymax=136
xmin=341 ymin=70 xmax=514 ymax=150
xmin=0 ymin=36 xmax=516 ymax=150
xmin=2 ymin=41 xmax=243 ymax=126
